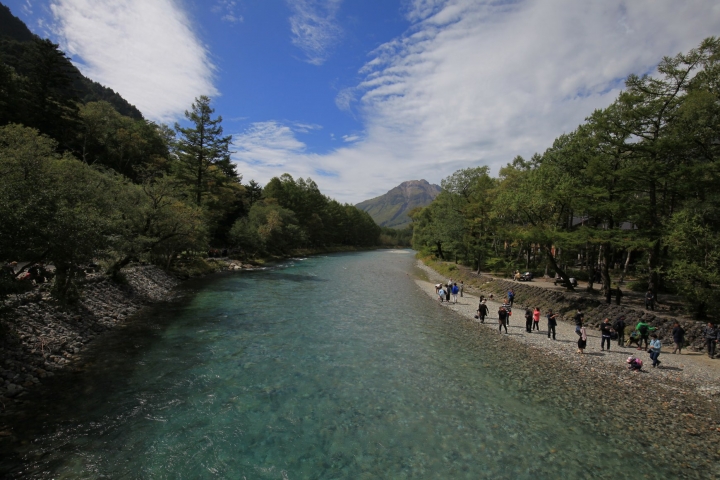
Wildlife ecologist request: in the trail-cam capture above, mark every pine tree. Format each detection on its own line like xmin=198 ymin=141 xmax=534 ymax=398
xmin=174 ymin=96 xmax=235 ymax=206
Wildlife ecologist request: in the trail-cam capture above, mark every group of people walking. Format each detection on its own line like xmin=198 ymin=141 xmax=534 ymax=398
xmin=436 ymin=277 xmax=720 ymax=374
xmin=462 ymin=287 xmax=716 ymax=373
xmin=435 ymin=278 xmax=464 ymax=304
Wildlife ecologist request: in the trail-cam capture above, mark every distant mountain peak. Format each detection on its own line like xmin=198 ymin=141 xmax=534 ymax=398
xmin=356 ymin=179 xmax=441 ymax=229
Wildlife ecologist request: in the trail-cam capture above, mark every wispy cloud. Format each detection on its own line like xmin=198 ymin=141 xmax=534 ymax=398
xmin=22 ymin=0 xmax=34 ymax=16
xmin=49 ymin=0 xmax=217 ymax=122
xmin=236 ymin=0 xmax=720 ymax=204
xmin=342 ymin=134 xmax=360 ymax=143
xmin=287 ymin=0 xmax=343 ymax=65
xmin=334 ymin=87 xmax=356 ymax=111
xmin=212 ymin=0 xmax=243 ymax=24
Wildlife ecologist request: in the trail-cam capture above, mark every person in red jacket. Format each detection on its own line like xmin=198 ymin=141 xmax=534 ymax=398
xmin=532 ymin=307 xmax=541 ymax=331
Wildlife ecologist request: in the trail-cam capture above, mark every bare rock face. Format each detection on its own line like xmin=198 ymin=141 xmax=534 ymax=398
xmin=356 ymin=180 xmax=441 ymax=229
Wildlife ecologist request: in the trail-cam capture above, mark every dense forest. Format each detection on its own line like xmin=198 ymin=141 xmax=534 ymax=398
xmin=0 ymin=5 xmax=382 ymax=300
xmin=412 ymin=38 xmax=720 ymax=319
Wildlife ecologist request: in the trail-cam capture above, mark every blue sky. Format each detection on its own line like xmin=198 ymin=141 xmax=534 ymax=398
xmin=6 ymin=0 xmax=720 ymax=203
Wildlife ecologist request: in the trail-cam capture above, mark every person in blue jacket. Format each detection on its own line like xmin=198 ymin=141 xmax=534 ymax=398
xmin=648 ymin=334 xmax=662 ymax=368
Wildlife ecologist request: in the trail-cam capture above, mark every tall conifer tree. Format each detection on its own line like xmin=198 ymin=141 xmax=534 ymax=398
xmin=174 ymin=96 xmax=235 ymax=206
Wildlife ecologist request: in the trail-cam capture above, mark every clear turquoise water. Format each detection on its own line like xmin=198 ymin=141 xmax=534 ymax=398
xmin=1 ymin=251 xmax=680 ymax=478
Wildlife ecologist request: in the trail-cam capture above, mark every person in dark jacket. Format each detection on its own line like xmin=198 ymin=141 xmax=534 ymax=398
xmin=574 ymin=310 xmax=584 ymax=336
xmin=613 ymin=316 xmax=626 ymax=347
xmin=671 ymin=322 xmax=685 ymax=354
xmin=477 ymin=301 xmax=489 ymax=323
xmin=645 ymin=290 xmax=655 ymax=310
xmin=703 ymin=323 xmax=718 ymax=358
xmin=498 ymin=307 xmax=508 ymax=334
xmin=547 ymin=309 xmax=558 ymax=340
xmin=524 ymin=308 xmax=533 ymax=333
xmin=600 ymin=318 xmax=613 ymax=351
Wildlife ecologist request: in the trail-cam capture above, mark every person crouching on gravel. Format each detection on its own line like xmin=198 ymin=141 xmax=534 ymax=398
xmin=627 ymin=356 xmax=643 ymax=372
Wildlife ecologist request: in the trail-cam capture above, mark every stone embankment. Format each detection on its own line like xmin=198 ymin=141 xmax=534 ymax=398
xmin=470 ymin=276 xmax=711 ymax=350
xmin=0 ymin=266 xmax=182 ymax=406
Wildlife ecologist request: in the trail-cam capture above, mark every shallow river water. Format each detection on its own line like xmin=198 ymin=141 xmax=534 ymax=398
xmin=0 ymin=251 xmax=690 ymax=478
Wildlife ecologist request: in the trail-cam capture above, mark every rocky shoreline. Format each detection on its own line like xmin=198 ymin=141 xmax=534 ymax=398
xmin=0 ymin=266 xmax=182 ymax=409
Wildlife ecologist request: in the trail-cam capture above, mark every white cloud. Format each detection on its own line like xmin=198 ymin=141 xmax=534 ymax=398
xmin=288 ymin=0 xmax=343 ymax=65
xmin=342 ymin=134 xmax=360 ymax=143
xmin=49 ymin=0 xmax=217 ymax=122
xmin=234 ymin=0 xmax=720 ymax=204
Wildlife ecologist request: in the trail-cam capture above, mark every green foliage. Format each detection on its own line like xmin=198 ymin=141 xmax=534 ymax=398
xmin=174 ymin=95 xmax=237 ymax=207
xmin=412 ymin=37 xmax=720 ymax=308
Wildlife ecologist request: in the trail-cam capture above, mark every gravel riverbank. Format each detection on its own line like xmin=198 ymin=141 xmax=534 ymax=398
xmin=415 ymin=261 xmax=720 ymax=398
xmin=414 ymin=260 xmax=720 ymax=478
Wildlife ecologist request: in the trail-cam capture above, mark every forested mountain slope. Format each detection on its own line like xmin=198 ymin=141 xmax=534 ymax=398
xmin=356 ymin=180 xmax=441 ymax=228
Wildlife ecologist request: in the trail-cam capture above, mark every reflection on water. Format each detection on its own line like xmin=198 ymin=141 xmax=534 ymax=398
xmin=0 ymin=251 xmax=694 ymax=478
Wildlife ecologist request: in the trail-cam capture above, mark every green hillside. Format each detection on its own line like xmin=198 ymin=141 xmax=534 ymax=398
xmin=356 ymin=180 xmax=441 ymax=228
xmin=0 ymin=2 xmax=143 ymax=122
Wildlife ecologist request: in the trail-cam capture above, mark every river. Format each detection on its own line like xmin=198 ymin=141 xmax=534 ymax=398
xmin=1 ymin=250 xmax=681 ymax=478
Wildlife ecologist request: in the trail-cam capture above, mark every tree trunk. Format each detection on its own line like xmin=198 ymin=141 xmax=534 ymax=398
xmin=543 ymin=243 xmax=574 ymax=291
xmin=601 ymin=242 xmax=612 ymax=300
xmin=619 ymin=249 xmax=632 ymax=285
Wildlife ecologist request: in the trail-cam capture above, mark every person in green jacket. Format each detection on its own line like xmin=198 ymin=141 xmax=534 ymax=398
xmin=635 ymin=321 xmax=656 ymax=351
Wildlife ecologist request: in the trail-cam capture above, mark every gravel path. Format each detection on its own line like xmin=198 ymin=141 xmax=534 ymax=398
xmin=415 ymin=261 xmax=720 ymax=398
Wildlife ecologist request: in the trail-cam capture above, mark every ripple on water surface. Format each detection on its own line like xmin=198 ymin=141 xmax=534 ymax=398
xmin=0 ymin=251 xmax=708 ymax=478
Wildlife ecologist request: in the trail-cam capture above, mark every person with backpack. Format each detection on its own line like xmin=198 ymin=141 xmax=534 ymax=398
xmin=600 ymin=318 xmax=613 ymax=351
xmin=702 ymin=323 xmax=718 ymax=358
xmin=613 ymin=316 xmax=626 ymax=347
xmin=626 ymin=330 xmax=641 ymax=348
xmin=477 ymin=300 xmax=489 ymax=323
xmin=507 ymin=289 xmax=515 ymax=307
xmin=532 ymin=307 xmax=541 ymax=331
xmin=546 ymin=309 xmax=558 ymax=340
xmin=671 ymin=322 xmax=685 ymax=354
xmin=524 ymin=308 xmax=533 ymax=333
xmin=498 ymin=306 xmax=508 ymax=334
xmin=451 ymin=283 xmax=459 ymax=303
xmin=635 ymin=321 xmax=655 ymax=351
